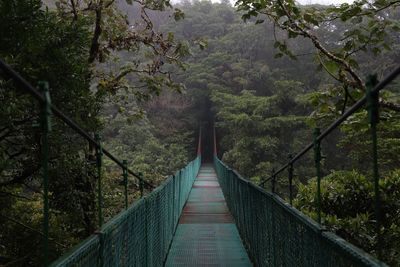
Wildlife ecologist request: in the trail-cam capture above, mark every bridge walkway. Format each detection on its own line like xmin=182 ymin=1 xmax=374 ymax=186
xmin=165 ymin=163 xmax=252 ymax=266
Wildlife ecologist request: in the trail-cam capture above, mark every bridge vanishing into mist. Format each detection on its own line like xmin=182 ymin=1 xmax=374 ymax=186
xmin=2 ymin=60 xmax=399 ymax=267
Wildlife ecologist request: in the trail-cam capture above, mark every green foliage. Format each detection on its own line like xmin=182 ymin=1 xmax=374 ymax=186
xmin=167 ymin=4 xmax=400 ymax=265
xmin=294 ymin=170 xmax=400 ymax=265
xmin=103 ymin=115 xmax=190 ymax=184
xmin=53 ymin=0 xmax=190 ymax=105
xmin=338 ymin=110 xmax=400 ymax=172
xmin=1 ymin=0 xmax=399 ymax=265
xmin=0 ymin=0 xmax=100 ymax=264
xmin=211 ymin=89 xmax=309 ymax=183
xmin=235 ymin=0 xmax=400 ymax=114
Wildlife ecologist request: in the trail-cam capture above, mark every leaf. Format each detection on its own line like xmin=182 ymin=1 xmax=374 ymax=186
xmin=324 ymin=60 xmax=339 ymax=74
xmin=173 ymin=8 xmax=185 ymax=21
xmin=340 ymin=5 xmax=362 ymax=21
xmin=372 ymin=47 xmax=381 ymax=55
xmin=167 ymin=32 xmax=174 ymax=42
xmin=343 ymin=40 xmax=354 ymax=52
xmin=382 ymin=43 xmax=392 ymax=51
xmin=242 ymin=13 xmax=251 ymax=21
xmin=288 ymin=30 xmax=298 ymax=38
xmin=303 ymin=12 xmax=319 ymax=26
xmin=348 ymin=58 xmax=359 ymax=69
xmin=198 ymin=41 xmax=207 ymax=50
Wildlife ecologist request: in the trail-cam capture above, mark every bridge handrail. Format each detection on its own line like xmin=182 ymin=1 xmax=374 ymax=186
xmin=0 ymin=59 xmax=154 ymax=189
xmin=51 ymin=156 xmax=201 ymax=267
xmin=214 ymin=156 xmax=387 ymax=267
xmin=0 ymin=58 xmax=203 ymax=265
xmin=260 ymin=65 xmax=400 ymax=186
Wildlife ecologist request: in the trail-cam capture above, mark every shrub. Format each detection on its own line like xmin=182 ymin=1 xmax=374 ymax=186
xmin=294 ymin=170 xmax=400 ymax=266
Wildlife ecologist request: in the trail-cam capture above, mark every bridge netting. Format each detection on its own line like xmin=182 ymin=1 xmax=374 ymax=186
xmin=50 ymin=157 xmax=201 ymax=267
xmin=214 ymin=157 xmax=385 ymax=267
xmin=51 ymin=155 xmax=385 ymax=267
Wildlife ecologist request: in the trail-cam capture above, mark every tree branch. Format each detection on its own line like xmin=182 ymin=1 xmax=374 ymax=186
xmin=70 ymin=0 xmax=78 ymax=21
xmin=0 ymin=214 xmax=66 ymax=248
xmin=380 ymin=99 xmax=400 ymax=112
xmin=88 ymin=1 xmax=103 ymax=63
xmin=323 ymin=0 xmax=400 ymax=22
xmin=0 ymin=190 xmax=32 ymax=201
xmin=0 ymin=166 xmax=40 ymax=187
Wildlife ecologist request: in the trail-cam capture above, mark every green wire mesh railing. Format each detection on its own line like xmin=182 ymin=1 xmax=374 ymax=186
xmin=252 ymin=66 xmax=400 ymax=261
xmin=51 ymin=156 xmax=201 ymax=267
xmin=214 ymin=157 xmax=386 ymax=267
xmin=0 ymin=58 xmax=203 ymax=266
xmin=0 ymin=59 xmax=158 ymax=265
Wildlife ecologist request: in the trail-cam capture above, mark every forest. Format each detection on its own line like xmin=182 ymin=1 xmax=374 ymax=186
xmin=0 ymin=0 xmax=399 ymax=266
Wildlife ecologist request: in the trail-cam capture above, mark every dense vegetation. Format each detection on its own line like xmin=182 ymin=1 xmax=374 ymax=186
xmin=0 ymin=0 xmax=399 ymax=265
xmin=0 ymin=0 xmax=195 ymax=265
xmin=164 ymin=0 xmax=400 ymax=264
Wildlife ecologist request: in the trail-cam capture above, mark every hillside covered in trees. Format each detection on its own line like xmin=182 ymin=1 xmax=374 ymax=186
xmin=1 ymin=0 xmax=400 ymax=265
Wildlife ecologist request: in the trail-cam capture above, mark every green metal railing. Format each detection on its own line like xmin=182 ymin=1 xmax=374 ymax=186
xmin=257 ymin=67 xmax=400 ymax=246
xmin=51 ymin=156 xmax=201 ymax=267
xmin=214 ymin=157 xmax=386 ymax=267
xmin=213 ymin=66 xmax=400 ymax=266
xmin=0 ymin=59 xmax=202 ymax=266
xmin=0 ymin=58 xmax=158 ymax=265
xmin=3 ymin=55 xmax=400 ymax=266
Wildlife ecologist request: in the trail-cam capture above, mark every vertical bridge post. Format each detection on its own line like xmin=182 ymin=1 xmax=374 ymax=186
xmin=123 ymin=160 xmax=128 ymax=209
xmin=313 ymin=128 xmax=322 ymax=224
xmin=366 ymin=75 xmax=381 ymax=257
xmin=39 ymin=81 xmax=51 ymax=266
xmin=95 ymin=134 xmax=103 ymax=227
xmin=213 ymin=125 xmax=217 ymax=157
xmin=288 ymin=154 xmax=294 ymax=206
xmin=271 ymin=168 xmax=276 ymax=194
xmin=139 ymin=172 xmax=144 ymax=198
xmin=197 ymin=127 xmax=202 ymax=156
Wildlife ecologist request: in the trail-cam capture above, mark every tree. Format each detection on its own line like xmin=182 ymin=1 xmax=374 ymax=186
xmin=54 ymin=0 xmax=189 ymax=101
xmin=0 ymin=0 xmax=101 ymax=264
xmin=236 ymin=0 xmax=400 ymax=112
xmin=294 ymin=170 xmax=400 ymax=265
xmin=0 ymin=0 xmax=196 ymax=265
xmin=211 ymin=86 xmax=309 ymax=185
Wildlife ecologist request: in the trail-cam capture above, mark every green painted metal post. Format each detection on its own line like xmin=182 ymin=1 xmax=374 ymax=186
xmin=39 ymin=81 xmax=51 ymax=266
xmin=123 ymin=160 xmax=128 ymax=210
xmin=178 ymin=170 xmax=182 ymax=211
xmin=172 ymin=174 xmax=176 ymax=231
xmin=95 ymin=134 xmax=103 ymax=227
xmin=271 ymin=168 xmax=276 ymax=194
xmin=313 ymin=128 xmax=322 ymax=224
xmin=139 ymin=172 xmax=144 ymax=198
xmin=366 ymin=75 xmax=381 ymax=257
xmin=288 ymin=154 xmax=294 ymax=206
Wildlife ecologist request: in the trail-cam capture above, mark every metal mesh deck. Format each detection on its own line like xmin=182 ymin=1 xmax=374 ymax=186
xmin=165 ymin=164 xmax=252 ymax=266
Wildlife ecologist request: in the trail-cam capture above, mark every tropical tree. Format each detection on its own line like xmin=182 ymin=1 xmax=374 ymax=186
xmin=236 ymin=0 xmax=400 ymax=112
